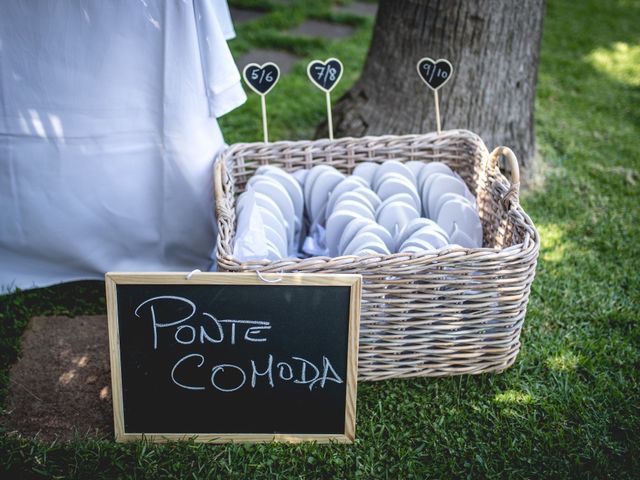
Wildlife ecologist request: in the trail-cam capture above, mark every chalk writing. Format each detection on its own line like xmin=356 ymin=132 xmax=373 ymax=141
xmin=416 ymin=57 xmax=453 ymax=91
xmin=307 ymin=58 xmax=343 ymax=92
xmin=135 ymin=296 xmax=271 ymax=349
xmin=243 ymin=62 xmax=280 ymax=95
xmin=170 ymin=353 xmax=343 ymax=392
xmin=134 ymin=296 xmax=343 ymax=394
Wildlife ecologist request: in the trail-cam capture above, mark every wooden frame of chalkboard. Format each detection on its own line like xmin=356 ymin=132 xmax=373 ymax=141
xmin=106 ymin=272 xmax=361 ymax=443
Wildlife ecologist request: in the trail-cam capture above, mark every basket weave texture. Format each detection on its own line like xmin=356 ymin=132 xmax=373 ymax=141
xmin=214 ymin=129 xmax=539 ymax=381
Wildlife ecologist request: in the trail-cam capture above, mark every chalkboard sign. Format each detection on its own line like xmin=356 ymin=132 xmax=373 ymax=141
xmin=307 ymin=58 xmax=343 ymax=92
xmin=243 ymin=62 xmax=280 ymax=95
xmin=106 ymin=272 xmax=361 ymax=443
xmin=416 ymin=57 xmax=453 ymax=91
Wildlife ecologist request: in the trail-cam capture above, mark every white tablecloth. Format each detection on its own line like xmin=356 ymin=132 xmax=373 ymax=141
xmin=0 ymin=0 xmax=246 ymax=291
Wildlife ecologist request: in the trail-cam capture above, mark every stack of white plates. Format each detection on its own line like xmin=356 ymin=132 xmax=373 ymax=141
xmin=235 ymin=166 xmax=303 ymax=260
xmin=233 ymin=160 xmax=483 ymax=260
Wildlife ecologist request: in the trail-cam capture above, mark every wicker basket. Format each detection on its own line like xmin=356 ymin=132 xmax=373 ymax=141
xmin=214 ymin=129 xmax=539 ymax=381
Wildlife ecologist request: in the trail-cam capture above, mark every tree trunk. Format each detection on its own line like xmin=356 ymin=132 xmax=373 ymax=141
xmin=326 ymin=0 xmax=545 ymax=176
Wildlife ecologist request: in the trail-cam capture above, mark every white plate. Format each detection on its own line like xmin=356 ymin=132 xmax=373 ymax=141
xmin=304 ymin=165 xmax=339 ymax=209
xmin=247 ymin=176 xmax=295 ymax=222
xmin=417 ymin=161 xmax=456 ymax=188
xmin=449 ymin=223 xmax=478 ymax=248
xmin=237 ymin=187 xmax=278 ymax=218
xmin=357 ymin=222 xmax=396 ymax=253
xmin=352 ymin=242 xmax=390 ymax=256
xmin=331 ymin=191 xmax=377 ymax=215
xmin=324 ymin=177 xmax=370 ymax=216
xmin=264 ymin=239 xmax=283 ymax=261
xmin=258 ymin=167 xmax=304 ymax=222
xmin=292 ymin=169 xmax=309 ymax=187
xmin=419 ymin=172 xmax=444 ymax=215
xmin=352 ymin=162 xmax=379 ymax=186
xmin=355 ymin=248 xmax=380 ymax=256
xmin=376 ymin=174 xmax=421 ymax=212
xmin=248 ymin=178 xmax=296 ymax=248
xmin=429 ymin=173 xmax=476 ymax=208
xmin=326 ymin=187 xmax=381 ymax=220
xmin=400 ymin=245 xmax=425 ymax=254
xmin=419 ymin=173 xmax=448 ymax=217
xmin=325 ymin=210 xmax=370 ymax=257
xmin=352 ymin=187 xmax=382 ymax=212
xmin=437 ymin=198 xmax=483 ymax=247
xmin=394 ymin=217 xmax=448 ymax=246
xmin=376 ymin=200 xmax=420 ymax=237
xmin=337 ymin=217 xmax=377 ymax=256
xmin=405 ymin=225 xmax=449 ymax=249
xmin=405 ymin=161 xmax=426 ymax=180
xmin=431 ymin=192 xmax=475 ymax=222
xmin=252 ymin=193 xmax=293 ymax=248
xmin=427 ymin=176 xmax=473 ymax=219
xmin=332 ymin=198 xmax=375 ymax=220
xmin=263 ymin=224 xmax=287 ymax=257
xmin=252 ymin=192 xmax=284 ymax=222
xmin=343 ymin=231 xmax=391 ymax=256
xmin=421 ymin=173 xmax=470 ymax=219
xmin=372 ymin=160 xmax=415 ymax=190
xmin=399 ymin=237 xmax=436 ymax=252
xmin=376 ymin=192 xmax=417 ymax=215
xmin=257 ymin=206 xmax=288 ymax=251
xmin=308 ymin=169 xmax=345 ymax=224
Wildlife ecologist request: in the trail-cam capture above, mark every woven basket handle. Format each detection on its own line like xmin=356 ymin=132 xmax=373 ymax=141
xmin=213 ymin=156 xmax=237 ymax=258
xmin=214 ymin=158 xmax=225 ymax=218
xmin=488 ymin=146 xmax=520 ymax=207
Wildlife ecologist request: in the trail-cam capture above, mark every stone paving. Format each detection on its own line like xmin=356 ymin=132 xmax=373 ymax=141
xmin=287 ymin=19 xmax=355 ymax=40
xmin=228 ymin=6 xmax=265 ymax=25
xmin=231 ymin=1 xmax=365 ymax=75
xmin=334 ymin=1 xmax=378 ymax=17
xmin=236 ymin=48 xmax=301 ymax=74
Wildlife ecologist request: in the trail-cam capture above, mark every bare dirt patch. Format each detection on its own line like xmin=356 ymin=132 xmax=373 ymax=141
xmin=1 ymin=315 xmax=113 ymax=442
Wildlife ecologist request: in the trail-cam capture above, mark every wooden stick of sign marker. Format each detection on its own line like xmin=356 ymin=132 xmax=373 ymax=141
xmin=307 ymin=58 xmax=344 ymax=141
xmin=243 ymin=62 xmax=281 ymax=143
xmin=416 ymin=58 xmax=453 ymax=135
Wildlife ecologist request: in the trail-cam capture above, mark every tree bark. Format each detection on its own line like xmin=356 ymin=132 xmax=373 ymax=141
xmin=325 ymin=0 xmax=545 ymax=175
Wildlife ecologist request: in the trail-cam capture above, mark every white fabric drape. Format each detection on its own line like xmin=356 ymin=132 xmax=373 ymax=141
xmin=0 ymin=0 xmax=246 ymax=291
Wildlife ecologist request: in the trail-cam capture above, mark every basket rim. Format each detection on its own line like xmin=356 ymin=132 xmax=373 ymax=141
xmin=217 ymin=128 xmax=485 ymax=158
xmin=214 ymin=130 xmax=540 ymax=271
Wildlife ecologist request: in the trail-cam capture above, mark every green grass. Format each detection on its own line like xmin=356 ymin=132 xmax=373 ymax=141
xmin=1 ymin=0 xmax=639 ymax=477
xmin=220 ymin=0 xmax=373 ymax=143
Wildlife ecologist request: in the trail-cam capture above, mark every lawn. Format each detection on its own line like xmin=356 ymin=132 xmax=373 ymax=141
xmin=1 ymin=0 xmax=639 ymax=478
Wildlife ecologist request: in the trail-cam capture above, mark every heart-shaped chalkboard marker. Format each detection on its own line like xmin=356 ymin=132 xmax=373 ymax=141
xmin=416 ymin=58 xmax=453 ymax=91
xmin=243 ymin=62 xmax=280 ymax=95
xmin=307 ymin=58 xmax=344 ymax=92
